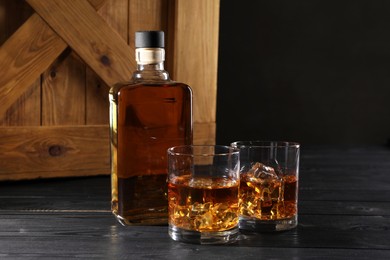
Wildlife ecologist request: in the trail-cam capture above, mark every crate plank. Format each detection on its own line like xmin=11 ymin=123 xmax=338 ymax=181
xmin=171 ymin=0 xmax=220 ymax=123
xmin=193 ymin=122 xmax=216 ymax=145
xmin=1 ymin=81 xmax=41 ymax=126
xmin=27 ymin=0 xmax=135 ymax=87
xmin=86 ymin=0 xmax=128 ymax=125
xmin=0 ymin=1 xmax=41 ymax=126
xmin=170 ymin=0 xmax=220 ymax=144
xmin=0 ymin=126 xmax=109 ymax=180
xmin=86 ymin=73 xmax=109 ymax=125
xmin=42 ymin=50 xmax=86 ymax=125
xmin=98 ymin=0 xmax=128 ymax=39
xmin=0 ymin=13 xmax=67 ymax=117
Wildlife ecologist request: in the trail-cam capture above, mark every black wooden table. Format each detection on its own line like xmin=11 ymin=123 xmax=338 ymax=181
xmin=1 ymin=146 xmax=390 ymax=259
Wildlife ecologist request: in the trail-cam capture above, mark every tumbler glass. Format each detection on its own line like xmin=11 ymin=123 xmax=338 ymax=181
xmin=231 ymin=141 xmax=300 ymax=232
xmin=167 ymin=145 xmax=240 ymax=244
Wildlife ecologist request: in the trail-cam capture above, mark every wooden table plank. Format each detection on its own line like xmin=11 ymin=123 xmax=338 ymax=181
xmin=0 ymin=214 xmax=389 ymax=257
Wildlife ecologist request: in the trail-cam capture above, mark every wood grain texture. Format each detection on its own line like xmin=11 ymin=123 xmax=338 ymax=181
xmin=86 ymin=0 xmax=129 ymax=125
xmin=169 ymin=0 xmax=220 ymax=147
xmin=27 ymin=0 xmax=135 ymax=87
xmin=42 ymin=50 xmax=86 ymax=125
xmin=0 ymin=80 xmax=41 ymax=126
xmin=194 ymin=122 xmax=216 ymax=145
xmin=86 ymin=72 xmax=109 ymax=125
xmin=98 ymin=0 xmax=128 ymax=41
xmin=0 ymin=1 xmax=40 ymax=126
xmin=0 ymin=126 xmax=110 ymax=180
xmin=0 ymin=13 xmax=67 ymax=117
xmin=0 ymin=0 xmax=107 ymax=117
xmin=171 ymin=0 xmax=220 ymax=125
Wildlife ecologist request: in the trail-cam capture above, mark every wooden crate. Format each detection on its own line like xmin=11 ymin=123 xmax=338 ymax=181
xmin=0 ymin=0 xmax=220 ymax=180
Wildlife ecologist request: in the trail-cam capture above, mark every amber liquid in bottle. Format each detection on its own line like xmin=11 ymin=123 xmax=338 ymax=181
xmin=109 ymin=33 xmax=192 ymax=225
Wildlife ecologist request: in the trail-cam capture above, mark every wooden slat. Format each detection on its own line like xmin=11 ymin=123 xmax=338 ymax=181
xmin=0 ymin=125 xmax=110 ymax=180
xmin=87 ymin=0 xmax=107 ymax=10
xmin=194 ymin=122 xmax=216 ymax=145
xmin=1 ymin=80 xmax=41 ymax=126
xmin=0 ymin=0 xmax=40 ymax=126
xmin=170 ymin=0 xmax=220 ymax=124
xmin=42 ymin=50 xmax=86 ymax=125
xmin=98 ymin=0 xmax=129 ymax=41
xmin=86 ymin=0 xmax=129 ymax=125
xmin=0 ymin=13 xmax=67 ymax=117
xmin=0 ymin=215 xmax=389 ymax=257
xmin=27 ymin=0 xmax=135 ymax=88
xmin=0 ymin=0 xmax=108 ymax=117
xmin=170 ymin=0 xmax=220 ymax=145
xmin=86 ymin=73 xmax=109 ymax=125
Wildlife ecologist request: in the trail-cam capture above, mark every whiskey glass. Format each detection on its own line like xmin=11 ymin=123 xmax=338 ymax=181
xmin=231 ymin=141 xmax=300 ymax=232
xmin=167 ymin=145 xmax=240 ymax=244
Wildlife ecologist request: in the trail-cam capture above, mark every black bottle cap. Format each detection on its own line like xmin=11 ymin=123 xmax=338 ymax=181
xmin=135 ymin=31 xmax=164 ymax=48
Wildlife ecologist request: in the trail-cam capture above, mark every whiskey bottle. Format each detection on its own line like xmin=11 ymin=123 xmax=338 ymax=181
xmin=109 ymin=31 xmax=193 ymax=225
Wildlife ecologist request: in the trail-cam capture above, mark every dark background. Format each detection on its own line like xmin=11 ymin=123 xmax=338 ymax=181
xmin=216 ymin=1 xmax=390 ymax=146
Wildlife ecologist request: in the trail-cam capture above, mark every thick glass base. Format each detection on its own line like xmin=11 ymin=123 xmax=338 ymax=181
xmin=168 ymin=225 xmax=239 ymax=244
xmin=239 ymin=215 xmax=297 ymax=232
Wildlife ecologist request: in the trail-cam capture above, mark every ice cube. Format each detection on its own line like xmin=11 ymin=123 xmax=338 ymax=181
xmin=242 ymin=162 xmax=284 ymax=219
xmin=249 ymin=162 xmax=280 ymax=180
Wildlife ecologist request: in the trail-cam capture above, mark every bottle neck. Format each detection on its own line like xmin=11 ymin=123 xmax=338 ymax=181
xmin=137 ymin=62 xmax=165 ymax=71
xmin=133 ymin=48 xmax=169 ymax=81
